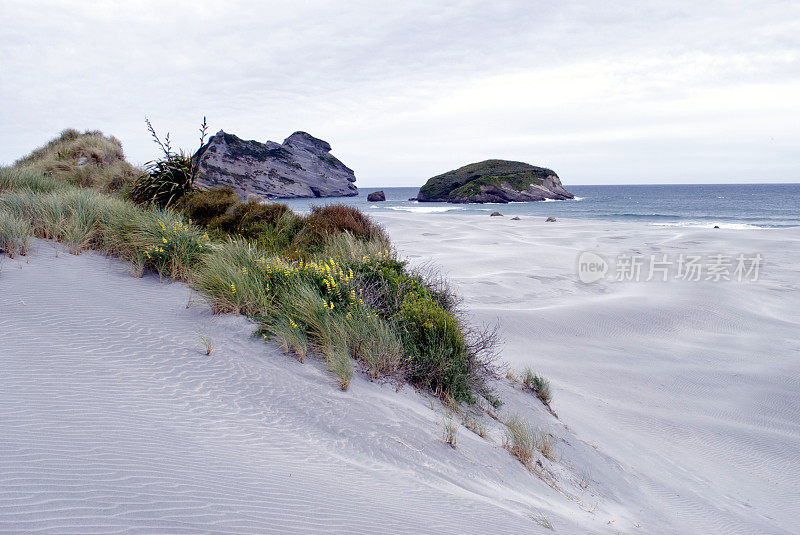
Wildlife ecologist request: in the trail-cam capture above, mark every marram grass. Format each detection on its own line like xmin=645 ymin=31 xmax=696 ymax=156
xmin=0 ymin=210 xmax=33 ymax=258
xmin=1 ymin=144 xmax=497 ymax=402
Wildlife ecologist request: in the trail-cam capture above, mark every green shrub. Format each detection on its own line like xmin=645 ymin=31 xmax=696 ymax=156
xmin=130 ymin=151 xmax=196 ymax=208
xmin=129 ymin=118 xmax=209 ymax=208
xmin=0 ymin=210 xmax=33 ymax=258
xmin=176 ymin=187 xmax=240 ymax=226
xmin=295 ymin=204 xmax=389 ymax=251
xmin=399 ymin=293 xmax=474 ymax=402
xmin=211 ymin=200 xmax=291 ymax=237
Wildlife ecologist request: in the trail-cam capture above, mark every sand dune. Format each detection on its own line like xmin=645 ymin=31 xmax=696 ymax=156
xmin=377 ymin=213 xmax=800 ymax=535
xmin=0 ymin=239 xmax=692 ymax=533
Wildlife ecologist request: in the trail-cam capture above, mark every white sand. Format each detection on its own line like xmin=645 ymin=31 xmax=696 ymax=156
xmin=375 ymin=213 xmax=800 ymax=535
xmin=1 ymin=215 xmax=797 ymax=533
xmin=1 ymin=239 xmax=677 ymax=534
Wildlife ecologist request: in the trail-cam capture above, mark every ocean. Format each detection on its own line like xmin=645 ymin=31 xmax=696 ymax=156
xmin=276 ymin=183 xmax=800 ymax=229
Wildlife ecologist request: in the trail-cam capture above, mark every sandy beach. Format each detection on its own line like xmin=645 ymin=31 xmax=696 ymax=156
xmin=376 ymin=213 xmax=800 ymax=534
xmin=1 ymin=215 xmax=798 ymax=534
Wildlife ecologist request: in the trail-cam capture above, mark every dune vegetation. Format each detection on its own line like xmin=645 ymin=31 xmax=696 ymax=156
xmin=0 ymin=129 xmax=499 ymax=404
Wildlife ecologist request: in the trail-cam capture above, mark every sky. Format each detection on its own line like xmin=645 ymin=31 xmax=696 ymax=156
xmin=1 ymin=0 xmax=799 ymax=186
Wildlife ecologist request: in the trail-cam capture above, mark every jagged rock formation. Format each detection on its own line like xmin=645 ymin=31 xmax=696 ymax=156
xmin=367 ymin=190 xmax=386 ymax=202
xmin=194 ymin=131 xmax=357 ymax=199
xmin=416 ymin=159 xmax=573 ymax=203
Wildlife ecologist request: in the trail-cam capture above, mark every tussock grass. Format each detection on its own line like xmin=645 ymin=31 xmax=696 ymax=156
xmin=503 ymin=415 xmax=555 ymax=467
xmin=177 ymin=187 xmax=240 ymax=227
xmin=521 ymin=367 xmax=552 ymax=405
xmin=504 ymin=415 xmax=537 ymax=467
xmin=463 ymin=415 xmax=487 ymax=438
xmin=303 ymin=204 xmax=388 ymax=246
xmin=530 ymin=512 xmax=555 ymax=531
xmin=0 ymin=210 xmax=32 ymax=258
xmin=442 ymin=417 xmax=458 ymax=447
xmin=0 ymin=167 xmax=66 ymax=194
xmin=0 ymin=186 xmax=208 ymax=278
xmin=192 ymin=238 xmax=276 ymax=315
xmin=13 ymin=129 xmax=141 ymax=192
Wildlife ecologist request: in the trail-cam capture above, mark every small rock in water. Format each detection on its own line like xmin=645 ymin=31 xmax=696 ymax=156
xmin=714 ymin=225 xmax=720 ymax=229
xmin=510 ymin=216 xmax=521 ymax=220
xmin=545 ymin=217 xmax=557 ymax=222
xmin=490 ymin=211 xmax=503 ymax=217
xmin=367 ymin=190 xmax=386 ymax=202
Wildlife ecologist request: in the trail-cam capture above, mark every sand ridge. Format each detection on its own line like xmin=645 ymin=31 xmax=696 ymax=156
xmin=0 ymin=239 xmax=677 ymax=533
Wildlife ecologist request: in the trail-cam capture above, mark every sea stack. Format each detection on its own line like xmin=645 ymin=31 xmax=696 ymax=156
xmin=416 ymin=159 xmax=573 ymax=204
xmin=193 ymin=130 xmax=357 ymax=199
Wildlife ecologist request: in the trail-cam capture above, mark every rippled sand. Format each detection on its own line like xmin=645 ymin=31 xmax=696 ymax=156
xmin=1 ymin=239 xmax=692 ymax=534
xmin=377 ymin=213 xmax=800 ymax=535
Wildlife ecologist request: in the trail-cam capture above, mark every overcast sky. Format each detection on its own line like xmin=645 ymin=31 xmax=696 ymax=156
xmin=2 ymin=1 xmax=798 ymax=186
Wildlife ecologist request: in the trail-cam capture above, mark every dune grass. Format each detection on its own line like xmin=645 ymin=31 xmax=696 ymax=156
xmin=13 ymin=129 xmax=141 ymax=192
xmin=0 ymin=167 xmax=67 ymax=194
xmin=442 ymin=417 xmax=458 ymax=448
xmin=503 ymin=415 xmax=555 ymax=467
xmin=1 ymin=130 xmax=498 ymax=403
xmin=521 ymin=367 xmax=552 ymax=405
xmin=0 ymin=210 xmax=33 ymax=258
xmin=0 ymin=182 xmax=209 ymax=277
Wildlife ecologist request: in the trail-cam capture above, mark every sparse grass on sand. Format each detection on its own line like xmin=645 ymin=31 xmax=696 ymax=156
xmin=198 ymin=334 xmax=214 ymax=356
xmin=521 ymin=367 xmax=552 ymax=405
xmin=503 ymin=415 xmax=555 ymax=467
xmin=442 ymin=417 xmax=458 ymax=447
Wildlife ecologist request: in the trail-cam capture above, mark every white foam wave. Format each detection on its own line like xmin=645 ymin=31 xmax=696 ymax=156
xmin=384 ymin=205 xmax=463 ymax=213
xmin=543 ymin=196 xmax=584 ymax=202
xmin=651 ymin=221 xmax=776 ymax=230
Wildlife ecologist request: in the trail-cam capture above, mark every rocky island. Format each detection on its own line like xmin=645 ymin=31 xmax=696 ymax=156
xmin=194 ymin=130 xmax=357 ymax=199
xmin=416 ymin=159 xmax=573 ymax=203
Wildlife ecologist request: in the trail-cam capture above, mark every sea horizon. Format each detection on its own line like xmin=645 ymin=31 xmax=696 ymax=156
xmin=276 ymin=183 xmax=800 ymax=229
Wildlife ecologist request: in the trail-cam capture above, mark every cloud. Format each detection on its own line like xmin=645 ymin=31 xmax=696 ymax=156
xmin=1 ymin=0 xmax=798 ymax=185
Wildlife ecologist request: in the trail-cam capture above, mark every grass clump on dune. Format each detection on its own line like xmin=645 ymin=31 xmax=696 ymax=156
xmin=0 ymin=167 xmax=67 ymax=194
xmin=1 ymin=128 xmax=499 ymax=404
xmin=521 ymin=367 xmax=552 ymax=405
xmin=0 ymin=210 xmax=33 ymax=258
xmin=503 ymin=415 xmax=555 ymax=468
xmin=0 ymin=183 xmax=208 ymax=277
xmin=13 ymin=129 xmax=141 ymax=192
